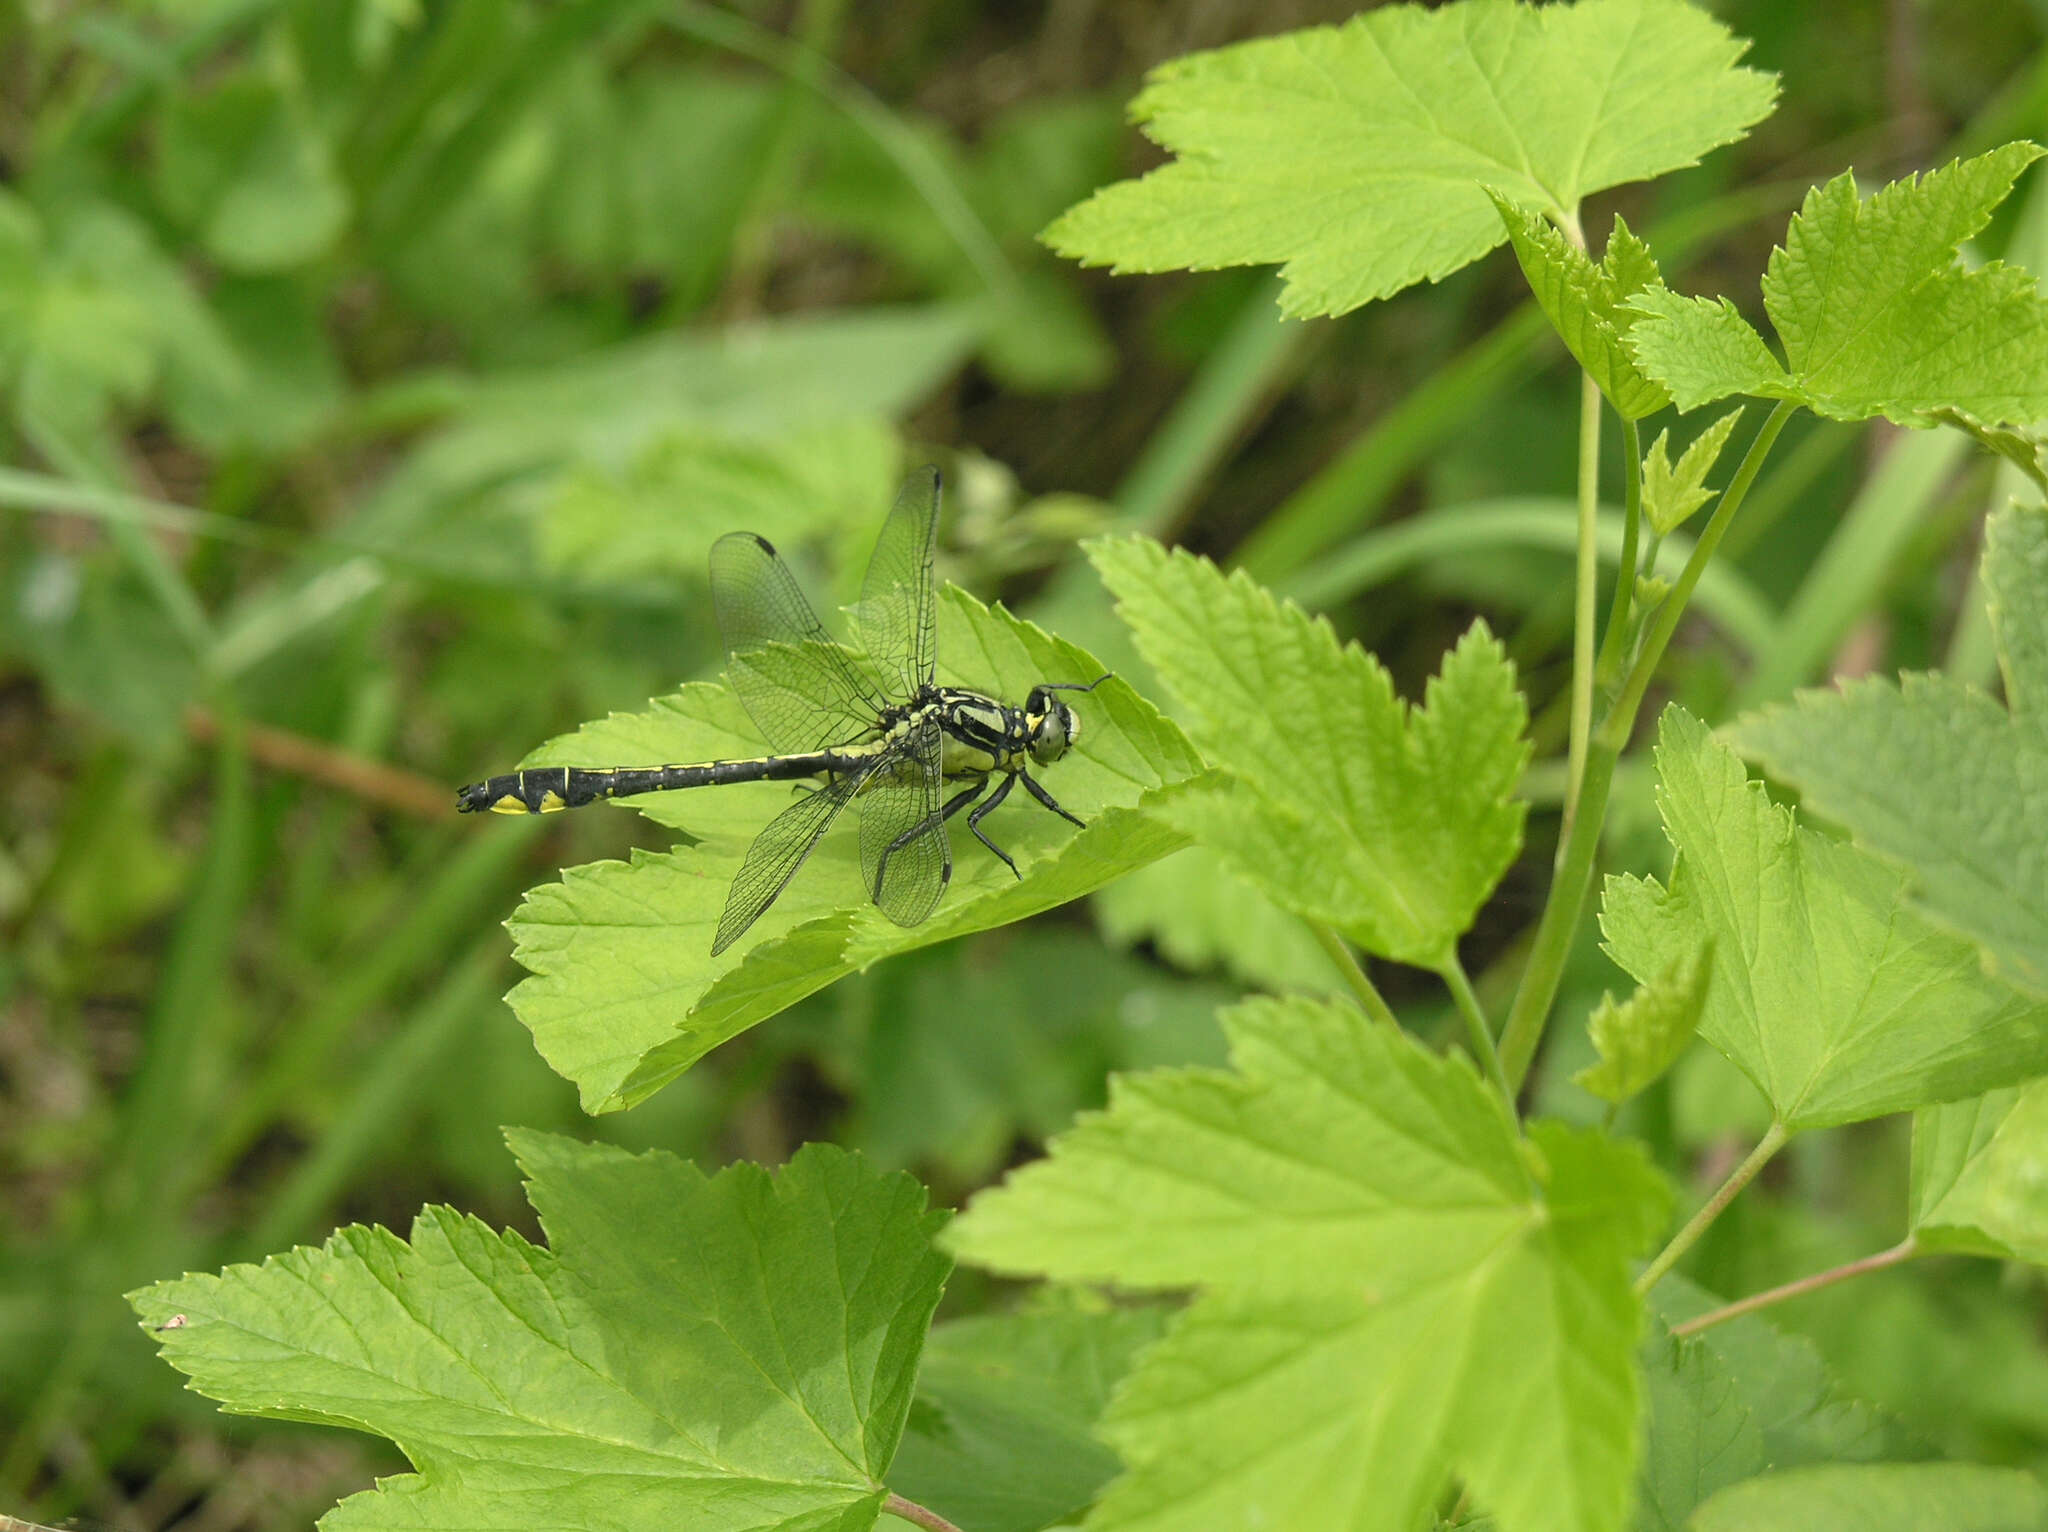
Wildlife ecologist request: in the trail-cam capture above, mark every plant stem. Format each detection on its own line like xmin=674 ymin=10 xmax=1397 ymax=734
xmin=885 ymin=1493 xmax=965 ymax=1532
xmin=1566 ymin=360 xmax=1603 ymax=826
xmin=1441 ymin=954 xmax=1512 ymax=1105
xmin=1497 ymin=401 xmax=1796 ymax=1090
xmin=1608 ymin=401 xmax=1796 ymax=730
xmin=1310 ymin=922 xmax=1400 ymax=1030
xmin=1635 ymin=1121 xmax=1790 ymax=1297
xmin=1670 ymin=1237 xmax=1920 ymax=1336
xmin=1594 ymin=414 xmax=1644 ymax=689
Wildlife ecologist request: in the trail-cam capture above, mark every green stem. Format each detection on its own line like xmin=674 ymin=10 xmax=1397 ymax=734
xmin=1440 ymin=955 xmax=1512 ymax=1105
xmin=1497 ymin=401 xmax=1795 ymax=1090
xmin=1566 ymin=368 xmax=1603 ymax=824
xmin=884 ymin=1493 xmax=965 ymax=1532
xmin=1670 ymin=1237 xmax=1920 ymax=1336
xmin=1594 ymin=415 xmax=1644 ymax=689
xmin=1635 ymin=1121 xmax=1790 ymax=1297
xmin=1609 ymin=401 xmax=1796 ymax=730
xmin=1310 ymin=922 xmax=1400 ymax=1030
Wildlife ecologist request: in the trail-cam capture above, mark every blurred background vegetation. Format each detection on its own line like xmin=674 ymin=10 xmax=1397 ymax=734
xmin=4 ymin=0 xmax=2048 ymax=1526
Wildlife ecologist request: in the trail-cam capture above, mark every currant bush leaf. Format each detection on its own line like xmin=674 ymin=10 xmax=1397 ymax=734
xmin=1731 ymin=505 xmax=2048 ymax=994
xmin=1492 ymin=197 xmax=1670 ymax=419
xmin=889 ymin=1301 xmax=1171 ymax=1532
xmin=1640 ymin=1274 xmax=1900 ymax=1530
xmin=504 ymin=588 xmax=1204 ymax=1111
xmin=1046 ymin=0 xmax=1775 ymax=318
xmin=1911 ymin=1079 xmax=2048 ymax=1263
xmin=129 ymin=1135 xmax=949 ymax=1532
xmin=1629 ymin=144 xmax=2048 ymax=426
xmin=1641 ymin=408 xmax=1744 ymax=537
xmin=1601 ymin=707 xmax=2048 ymax=1129
xmin=1090 ymin=536 xmax=1528 ymax=971
xmin=946 ymin=994 xmax=1670 ymax=1532
xmin=1689 ymin=1463 xmax=2048 ymax=1532
xmin=1575 ymin=944 xmax=1712 ymax=1104
xmin=1623 ymin=292 xmax=1787 ymax=411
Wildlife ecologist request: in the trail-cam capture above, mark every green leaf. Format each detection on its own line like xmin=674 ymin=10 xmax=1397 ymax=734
xmin=1928 ymin=409 xmax=2048 ymax=499
xmin=1090 ymin=536 xmax=1528 ymax=970
xmin=156 ymin=74 xmax=350 ymax=271
xmin=1574 ymin=944 xmax=1712 ymax=1105
xmin=947 ymin=994 xmax=1670 ymax=1532
xmin=506 ymin=589 xmax=1204 ymax=1111
xmin=1094 ymin=844 xmax=1350 ymax=995
xmin=1491 ymin=199 xmax=1670 ymax=419
xmin=1600 ymin=706 xmax=2048 ymax=1129
xmin=1689 ymin=1463 xmax=2048 ymax=1532
xmin=1045 ymin=0 xmax=1774 ymax=318
xmin=1911 ymin=1078 xmax=2048 ymax=1263
xmin=1731 ymin=505 xmax=2048 ymax=994
xmin=538 ymin=419 xmax=901 ymax=582
xmin=1624 ymin=292 xmax=1787 ymax=412
xmin=1641 ymin=408 xmax=1744 ymax=537
xmin=1628 ymin=145 xmax=2048 ymax=426
xmin=1639 ymin=1274 xmax=1899 ymax=1530
xmin=845 ymin=930 xmax=1227 ymax=1181
xmin=890 ymin=1299 xmax=1171 ymax=1532
xmin=130 ymin=1135 xmax=948 ymax=1532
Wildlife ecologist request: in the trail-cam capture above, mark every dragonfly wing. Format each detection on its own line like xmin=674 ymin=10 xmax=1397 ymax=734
xmin=712 ymin=772 xmax=861 ymax=956
xmin=856 ymin=465 xmax=940 ymax=699
xmin=710 ymin=530 xmax=890 ymax=755
xmin=858 ymin=716 xmax=949 ymax=930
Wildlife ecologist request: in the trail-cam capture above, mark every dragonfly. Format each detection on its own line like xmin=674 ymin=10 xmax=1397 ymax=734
xmin=457 ymin=466 xmax=1108 ymax=955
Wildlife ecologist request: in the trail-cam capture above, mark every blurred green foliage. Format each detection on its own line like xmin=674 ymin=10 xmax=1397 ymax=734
xmin=3 ymin=0 xmax=2047 ymax=1527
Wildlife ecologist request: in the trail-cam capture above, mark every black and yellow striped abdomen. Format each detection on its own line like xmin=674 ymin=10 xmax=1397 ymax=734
xmin=455 ymin=750 xmax=869 ymax=815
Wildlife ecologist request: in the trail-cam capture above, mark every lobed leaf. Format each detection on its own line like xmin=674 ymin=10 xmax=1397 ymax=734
xmin=1045 ymin=0 xmax=1774 ymax=318
xmin=947 ymin=994 xmax=1670 ymax=1532
xmin=1492 ymin=198 xmax=1670 ymax=419
xmin=1629 ymin=144 xmax=2048 ymax=426
xmin=1641 ymin=407 xmax=1744 ymax=537
xmin=1732 ymin=505 xmax=2048 ymax=994
xmin=504 ymin=588 xmax=1203 ymax=1111
xmin=1090 ymin=536 xmax=1527 ymax=970
xmin=130 ymin=1136 xmax=949 ymax=1532
xmin=1601 ymin=707 xmax=2048 ymax=1129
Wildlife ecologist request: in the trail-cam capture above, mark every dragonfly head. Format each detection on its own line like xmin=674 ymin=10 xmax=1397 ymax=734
xmin=1025 ymin=687 xmax=1080 ymax=765
xmin=1023 ymin=674 xmax=1110 ymax=766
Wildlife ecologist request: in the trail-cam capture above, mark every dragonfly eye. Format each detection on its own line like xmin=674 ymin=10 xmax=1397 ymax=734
xmin=1028 ymin=698 xmax=1078 ymax=764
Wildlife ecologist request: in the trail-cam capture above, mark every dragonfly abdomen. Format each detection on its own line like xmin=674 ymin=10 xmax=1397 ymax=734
xmin=456 ymin=751 xmax=859 ymax=815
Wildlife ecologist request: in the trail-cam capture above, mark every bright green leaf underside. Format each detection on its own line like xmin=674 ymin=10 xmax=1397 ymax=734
xmin=1090 ymin=536 xmax=1528 ymax=971
xmin=129 ymin=1136 xmax=949 ymax=1532
xmin=506 ymin=587 xmax=1204 ymax=1111
xmin=947 ymin=994 xmax=1670 ymax=1532
xmin=1912 ymin=1079 xmax=2048 ymax=1264
xmin=1732 ymin=505 xmax=2048 ymax=996
xmin=1045 ymin=0 xmax=1775 ymax=318
xmin=1601 ymin=706 xmax=2048 ymax=1129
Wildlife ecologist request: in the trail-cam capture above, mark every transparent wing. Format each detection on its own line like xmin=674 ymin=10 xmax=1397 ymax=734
xmin=712 ymin=773 xmax=861 ymax=956
xmin=857 ymin=717 xmax=949 ymax=930
xmin=856 ymin=466 xmax=941 ymax=701
xmin=709 ymin=531 xmax=893 ymax=755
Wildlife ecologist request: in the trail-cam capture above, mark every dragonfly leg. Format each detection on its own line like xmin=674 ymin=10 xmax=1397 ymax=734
xmin=963 ymin=772 xmax=1020 ymax=877
xmin=871 ymin=781 xmax=978 ymax=902
xmin=1018 ymin=768 xmax=1085 ymax=828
